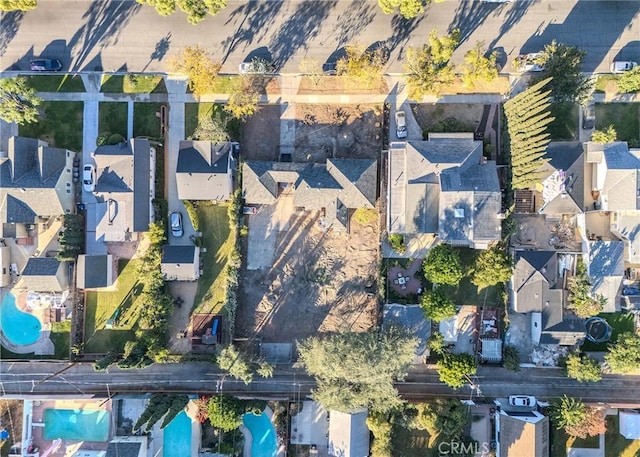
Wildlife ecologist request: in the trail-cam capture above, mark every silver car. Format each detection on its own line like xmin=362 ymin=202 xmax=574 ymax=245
xmin=610 ymin=61 xmax=638 ymax=73
xmin=170 ymin=212 xmax=183 ymax=238
xmin=395 ymin=111 xmax=407 ymax=139
xmin=82 ymin=164 xmax=96 ymax=192
xmin=238 ymin=57 xmax=270 ymax=74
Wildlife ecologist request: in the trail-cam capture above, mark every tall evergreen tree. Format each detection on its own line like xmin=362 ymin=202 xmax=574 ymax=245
xmin=504 ymin=78 xmax=554 ymax=189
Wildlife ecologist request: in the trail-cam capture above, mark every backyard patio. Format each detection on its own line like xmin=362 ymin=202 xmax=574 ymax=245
xmin=388 ymin=259 xmax=423 ymax=296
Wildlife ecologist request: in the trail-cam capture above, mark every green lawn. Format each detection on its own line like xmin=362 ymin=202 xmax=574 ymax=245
xmin=581 ymin=312 xmax=634 ymax=352
xmin=19 ymin=101 xmax=83 ymax=151
xmin=84 ymin=259 xmax=144 ymax=353
xmin=185 ymin=75 xmax=237 ymax=95
xmin=133 ymin=102 xmax=164 ymax=138
xmin=25 ymin=75 xmax=85 ymax=92
xmin=440 ymin=248 xmax=504 ymax=307
xmin=99 ymin=102 xmax=128 ymax=139
xmin=392 ymin=425 xmax=434 ymax=456
xmin=548 ymin=103 xmax=579 ymax=141
xmin=193 ymin=203 xmax=234 ymax=314
xmin=551 ymin=427 xmax=600 ymax=457
xmin=606 ymin=415 xmax=640 ymax=457
xmin=594 ymin=103 xmax=640 ymax=145
xmin=101 ymin=74 xmax=167 ymax=93
xmin=595 ymin=75 xmax=620 ymax=93
xmin=184 ymin=102 xmax=241 ymax=140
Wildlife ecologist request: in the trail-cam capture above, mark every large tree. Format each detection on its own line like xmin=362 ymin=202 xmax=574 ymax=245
xmin=377 ymin=0 xmax=426 ymax=19
xmin=617 ymin=66 xmax=640 ymax=93
xmin=605 ymin=332 xmax=640 ymax=374
xmin=565 ymin=352 xmax=601 ymax=383
xmin=171 ymin=46 xmax=221 ymax=96
xmin=436 ymin=353 xmax=476 ymax=390
xmin=461 ymin=41 xmax=499 ymax=89
xmin=0 ymin=0 xmax=36 ymax=11
xmin=405 ymin=29 xmax=460 ymax=99
xmin=532 ymin=40 xmax=592 ymax=105
xmin=336 ymin=44 xmax=385 ymax=88
xmin=420 ymin=288 xmax=456 ymax=322
xmin=298 ymin=328 xmax=417 ymax=413
xmin=503 ymin=78 xmax=554 ymax=189
xmin=217 ymin=345 xmax=253 ymax=385
xmin=137 ymin=0 xmax=227 ymax=24
xmin=567 ymin=267 xmax=606 ymax=318
xmin=550 ymin=396 xmax=606 ymax=439
xmin=472 ymin=245 xmax=512 ymax=289
xmin=414 ymin=399 xmax=469 ymax=439
xmin=224 ymin=76 xmax=260 ymax=120
xmin=207 ymin=395 xmax=243 ymax=432
xmin=423 ymin=244 xmax=463 ymax=286
xmin=0 ymin=77 xmax=41 ymax=125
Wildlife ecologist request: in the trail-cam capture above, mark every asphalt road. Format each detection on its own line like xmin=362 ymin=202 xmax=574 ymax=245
xmin=1 ymin=0 xmax=639 ymax=74
xmin=2 ymin=361 xmax=640 ymax=403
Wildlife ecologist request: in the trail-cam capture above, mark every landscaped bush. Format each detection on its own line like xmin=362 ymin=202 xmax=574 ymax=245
xmin=502 ymin=344 xmax=520 ymax=371
xmin=388 ymin=233 xmax=406 ymax=253
xmin=183 ymin=200 xmax=200 ymax=232
xmin=108 ymin=133 xmax=125 ymax=144
xmin=57 ymin=213 xmax=85 ymax=261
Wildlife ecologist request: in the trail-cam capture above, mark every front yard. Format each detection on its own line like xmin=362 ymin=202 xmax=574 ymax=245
xmin=25 ymin=75 xmax=85 ymax=92
xmin=100 ymin=74 xmax=166 ymax=93
xmin=19 ymin=101 xmax=84 ymax=151
xmin=548 ymin=103 xmax=579 ymax=141
xmin=98 ymin=102 xmax=128 ymax=141
xmin=595 ymin=103 xmax=640 ymax=146
xmin=184 ymin=102 xmax=241 ymax=140
xmin=84 ymin=259 xmax=144 ymax=353
xmin=133 ymin=102 xmax=164 ymax=138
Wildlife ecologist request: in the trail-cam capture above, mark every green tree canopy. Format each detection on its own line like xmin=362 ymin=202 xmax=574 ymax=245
xmin=436 ymin=353 xmax=476 ymax=390
xmin=502 ymin=344 xmax=520 ymax=371
xmin=567 ymin=267 xmax=606 ymax=318
xmin=224 ymin=76 xmax=260 ymax=119
xmin=617 ymin=66 xmax=640 ymax=93
xmin=336 ymin=44 xmax=385 ymax=88
xmin=605 ymin=332 xmax=640 ymax=374
xmin=504 ymin=78 xmax=554 ymax=190
xmin=550 ymin=396 xmax=605 ymax=438
xmin=427 ymin=331 xmax=448 ymax=356
xmin=405 ymin=29 xmax=460 ymax=98
xmin=172 ymin=46 xmax=222 ymax=96
xmin=0 ymin=77 xmax=41 ymax=125
xmin=217 ymin=345 xmax=253 ymax=385
xmin=472 ymin=245 xmax=512 ymax=288
xmin=377 ymin=0 xmax=426 ymax=19
xmin=207 ymin=395 xmax=243 ymax=432
xmin=565 ymin=352 xmax=601 ymax=383
xmin=0 ymin=0 xmax=36 ymax=11
xmin=423 ymin=244 xmax=463 ymax=286
xmin=134 ymin=394 xmax=189 ymax=432
xmin=591 ymin=125 xmax=617 ymax=144
xmin=414 ymin=399 xmax=469 ymax=438
xmin=420 ymin=288 xmax=456 ymax=322
xmin=367 ymin=412 xmax=393 ymax=457
xmin=461 ymin=41 xmax=499 ymax=89
xmin=298 ymin=328 xmax=417 ymax=413
xmin=137 ymin=0 xmax=227 ymax=24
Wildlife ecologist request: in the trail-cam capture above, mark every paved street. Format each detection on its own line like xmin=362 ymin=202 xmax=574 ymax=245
xmin=1 ymin=0 xmax=639 ymax=75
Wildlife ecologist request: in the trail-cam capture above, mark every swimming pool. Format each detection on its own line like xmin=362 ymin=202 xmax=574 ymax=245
xmin=243 ymin=412 xmax=277 ymax=457
xmin=0 ymin=293 xmax=41 ymax=346
xmin=163 ymin=410 xmax=192 ymax=457
xmin=43 ymin=409 xmax=110 ymax=442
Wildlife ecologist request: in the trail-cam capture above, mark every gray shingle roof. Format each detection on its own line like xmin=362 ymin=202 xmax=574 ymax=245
xmin=161 ymin=245 xmax=199 ymax=281
xmin=162 ymin=245 xmax=197 ymax=264
xmin=176 ymin=141 xmax=234 ymax=201
xmin=538 ymin=142 xmax=585 ymax=215
xmin=105 ymin=442 xmax=141 ymax=457
xmin=512 ymin=251 xmax=557 ymax=313
xmin=18 ymin=257 xmax=68 ymax=292
xmin=77 ymin=255 xmax=111 ymax=289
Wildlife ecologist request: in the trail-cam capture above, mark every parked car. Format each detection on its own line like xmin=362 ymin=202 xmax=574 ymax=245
xmin=514 ymin=53 xmax=545 ymax=72
xmin=82 ymin=164 xmax=96 ymax=192
xmin=509 ymin=395 xmax=537 ymax=407
xmin=322 ymin=61 xmax=338 ymax=75
xmin=170 ymin=212 xmax=183 ymax=238
xmin=30 ymin=59 xmax=63 ymax=71
xmin=238 ymin=57 xmax=271 ymax=74
xmin=395 ymin=111 xmax=407 ymax=139
xmin=610 ymin=61 xmax=638 ymax=73
xmin=582 ymin=105 xmax=595 ymax=130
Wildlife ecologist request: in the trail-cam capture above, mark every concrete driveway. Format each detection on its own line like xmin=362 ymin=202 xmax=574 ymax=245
xmin=246 ymin=194 xmax=294 ymax=270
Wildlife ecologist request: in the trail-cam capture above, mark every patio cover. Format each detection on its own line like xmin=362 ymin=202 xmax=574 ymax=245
xmin=620 ymin=411 xmax=640 ymax=439
xmin=440 ymin=315 xmax=458 ymax=343
xmin=480 ymin=338 xmax=502 ymax=362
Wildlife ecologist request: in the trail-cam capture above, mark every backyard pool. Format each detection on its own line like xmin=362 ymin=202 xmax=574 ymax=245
xmin=163 ymin=410 xmax=192 ymax=457
xmin=44 ymin=409 xmax=110 ymax=442
xmin=0 ymin=293 xmax=41 ymax=346
xmin=243 ymin=411 xmax=277 ymax=457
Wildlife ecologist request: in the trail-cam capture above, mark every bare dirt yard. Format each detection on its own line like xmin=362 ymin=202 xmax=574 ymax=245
xmin=412 ymin=103 xmax=485 ymax=134
xmin=241 ymin=104 xmax=282 ymax=161
xmin=236 ymin=212 xmax=379 ymax=344
xmin=293 ymin=104 xmax=382 ymax=162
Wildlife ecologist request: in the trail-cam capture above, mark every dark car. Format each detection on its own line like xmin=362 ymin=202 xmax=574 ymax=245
xmin=30 ymin=59 xmax=63 ymax=71
xmin=582 ymin=105 xmax=595 ymax=130
xmin=322 ymin=62 xmax=337 ymax=75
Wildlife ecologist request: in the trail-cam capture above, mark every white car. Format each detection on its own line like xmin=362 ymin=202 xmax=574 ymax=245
xmin=83 ymin=164 xmax=96 ymax=192
xmin=509 ymin=395 xmax=537 ymax=407
xmin=238 ymin=58 xmax=270 ymax=74
xmin=514 ymin=53 xmax=545 ymax=72
xmin=395 ymin=111 xmax=407 ymax=139
xmin=610 ymin=61 xmax=638 ymax=73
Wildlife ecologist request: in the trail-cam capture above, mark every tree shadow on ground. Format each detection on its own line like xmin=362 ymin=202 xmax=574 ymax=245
xmin=331 ymin=0 xmax=376 ymax=49
xmin=0 ymin=11 xmax=23 ymax=60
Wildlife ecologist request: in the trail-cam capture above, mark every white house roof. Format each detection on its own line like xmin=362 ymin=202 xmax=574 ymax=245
xmin=620 ymin=411 xmax=640 ymax=439
xmin=328 ymin=409 xmax=369 ymax=457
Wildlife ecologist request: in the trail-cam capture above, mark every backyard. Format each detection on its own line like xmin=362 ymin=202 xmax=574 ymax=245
xmin=0 ymin=320 xmax=70 ymax=360
xmin=581 ymin=312 xmax=635 ymax=352
xmin=19 ymin=101 xmax=84 ymax=151
xmin=83 ymin=259 xmax=144 ymax=353
xmin=192 ymin=203 xmax=235 ymax=315
xmin=595 ymin=103 xmax=640 ymax=146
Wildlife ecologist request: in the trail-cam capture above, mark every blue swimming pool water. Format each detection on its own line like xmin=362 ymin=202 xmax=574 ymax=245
xmin=0 ymin=293 xmax=41 ymax=346
xmin=43 ymin=409 xmax=110 ymax=442
xmin=243 ymin=412 xmax=277 ymax=457
xmin=163 ymin=410 xmax=192 ymax=457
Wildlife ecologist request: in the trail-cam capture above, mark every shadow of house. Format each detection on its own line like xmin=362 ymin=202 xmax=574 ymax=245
xmin=0 ymin=136 xmax=75 ymax=239
xmin=176 ymin=141 xmax=236 ymax=202
xmin=511 ymin=251 xmax=585 ymax=346
xmin=387 ymin=133 xmax=502 ymax=250
xmin=91 ymin=139 xmax=153 ymax=242
xmin=243 ymin=158 xmax=377 ymax=232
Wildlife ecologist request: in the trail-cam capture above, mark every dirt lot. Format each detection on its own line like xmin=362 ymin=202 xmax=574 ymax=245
xmin=294 ymin=104 xmax=382 ymax=162
xmin=241 ymin=104 xmax=282 ymax=161
xmin=236 ymin=212 xmax=379 ymax=344
xmin=412 ymin=103 xmax=485 ymax=133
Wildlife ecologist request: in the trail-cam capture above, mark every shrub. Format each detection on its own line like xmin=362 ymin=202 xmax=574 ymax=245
xmin=388 ymin=233 xmax=406 ymax=253
xmin=502 ymin=345 xmax=520 ymax=371
xmin=183 ymin=200 xmax=200 ymax=232
xmin=423 ymin=244 xmax=463 ymax=286
xmin=107 ymin=133 xmax=125 ymax=145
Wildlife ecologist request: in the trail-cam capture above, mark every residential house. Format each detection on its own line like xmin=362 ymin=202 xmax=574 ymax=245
xmin=387 ymin=133 xmax=502 ymax=249
xmin=176 ymin=141 xmax=236 ymax=201
xmin=290 ymin=401 xmax=329 ymax=453
xmin=161 ymin=245 xmax=200 ymax=281
xmin=92 ymin=138 xmax=153 ymax=242
xmin=0 ymin=136 xmax=75 ymax=240
xmin=328 ymin=409 xmax=370 ymax=457
xmin=511 ymin=251 xmax=585 ymax=345
xmin=76 ymin=254 xmax=114 ymax=289
xmin=497 ymin=408 xmax=549 ymax=457
xmin=243 ymin=158 xmax=377 ymax=231
xmin=105 ymin=436 xmax=147 ymax=457
xmin=15 ymin=257 xmax=68 ymax=293
xmin=619 ymin=410 xmax=640 ymax=439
